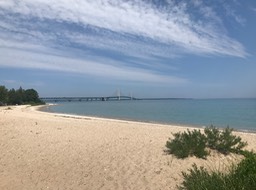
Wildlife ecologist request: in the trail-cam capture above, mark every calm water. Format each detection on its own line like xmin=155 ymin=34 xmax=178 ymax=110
xmin=43 ymin=99 xmax=256 ymax=131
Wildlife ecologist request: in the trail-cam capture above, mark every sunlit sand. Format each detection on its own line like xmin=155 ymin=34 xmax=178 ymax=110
xmin=1 ymin=105 xmax=255 ymax=189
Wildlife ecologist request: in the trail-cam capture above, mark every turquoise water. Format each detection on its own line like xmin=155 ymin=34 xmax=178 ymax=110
xmin=44 ymin=99 xmax=256 ymax=131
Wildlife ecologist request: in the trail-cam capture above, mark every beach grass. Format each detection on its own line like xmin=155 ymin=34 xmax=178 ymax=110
xmin=166 ymin=126 xmax=248 ymax=159
xmin=179 ymin=152 xmax=256 ymax=190
xmin=165 ymin=126 xmax=255 ymax=189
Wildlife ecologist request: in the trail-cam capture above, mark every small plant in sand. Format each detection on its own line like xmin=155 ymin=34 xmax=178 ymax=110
xmin=204 ymin=125 xmax=247 ymax=155
xmin=166 ymin=126 xmax=247 ymax=159
xmin=166 ymin=129 xmax=208 ymax=159
xmin=179 ymin=152 xmax=256 ymax=190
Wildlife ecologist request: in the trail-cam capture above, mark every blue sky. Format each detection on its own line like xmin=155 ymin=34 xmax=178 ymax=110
xmin=0 ymin=0 xmax=255 ymax=98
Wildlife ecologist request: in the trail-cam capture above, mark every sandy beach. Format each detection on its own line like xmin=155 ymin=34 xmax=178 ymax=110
xmin=0 ymin=105 xmax=256 ymax=190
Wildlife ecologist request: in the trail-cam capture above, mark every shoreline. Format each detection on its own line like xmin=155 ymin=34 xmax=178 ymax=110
xmin=37 ymin=104 xmax=200 ymax=128
xmin=38 ymin=104 xmax=256 ymax=134
xmin=1 ymin=105 xmax=256 ymax=189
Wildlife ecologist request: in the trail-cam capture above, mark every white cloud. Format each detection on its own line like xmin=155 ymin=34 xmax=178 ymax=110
xmin=0 ymin=0 xmax=249 ymax=89
xmin=223 ymin=3 xmax=246 ymax=25
xmin=66 ymin=31 xmax=179 ymax=60
xmin=3 ymin=80 xmax=17 ymax=84
xmin=0 ymin=44 xmax=187 ymax=85
xmin=2 ymin=79 xmax=44 ymax=88
xmin=0 ymin=0 xmax=247 ymax=57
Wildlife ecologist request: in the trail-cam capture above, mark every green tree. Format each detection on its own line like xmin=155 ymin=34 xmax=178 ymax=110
xmin=24 ymin=89 xmax=40 ymax=103
xmin=16 ymin=86 xmax=25 ymax=104
xmin=8 ymin=88 xmax=19 ymax=105
xmin=6 ymin=86 xmax=44 ymax=105
xmin=0 ymin=85 xmax=8 ymax=105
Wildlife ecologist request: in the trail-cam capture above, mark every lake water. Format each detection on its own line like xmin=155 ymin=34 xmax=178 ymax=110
xmin=43 ymin=99 xmax=256 ymax=132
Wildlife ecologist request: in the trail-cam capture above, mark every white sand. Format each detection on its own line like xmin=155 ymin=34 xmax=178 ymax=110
xmin=1 ymin=105 xmax=255 ymax=190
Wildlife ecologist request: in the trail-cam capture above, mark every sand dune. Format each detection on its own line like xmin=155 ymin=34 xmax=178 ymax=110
xmin=1 ymin=105 xmax=255 ymax=190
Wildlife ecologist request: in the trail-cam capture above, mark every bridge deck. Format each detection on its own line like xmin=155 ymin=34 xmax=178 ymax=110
xmin=40 ymin=96 xmax=138 ymax=102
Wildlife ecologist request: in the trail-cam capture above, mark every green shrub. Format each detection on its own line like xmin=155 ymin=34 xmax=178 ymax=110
xmin=179 ymin=164 xmax=226 ymax=190
xmin=204 ymin=126 xmax=220 ymax=149
xmin=166 ymin=126 xmax=247 ymax=159
xmin=228 ymin=152 xmax=256 ymax=189
xmin=166 ymin=129 xmax=208 ymax=159
xmin=179 ymin=153 xmax=256 ymax=190
xmin=205 ymin=126 xmax=248 ymax=155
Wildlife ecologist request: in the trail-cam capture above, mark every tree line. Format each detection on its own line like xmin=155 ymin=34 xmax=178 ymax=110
xmin=0 ymin=85 xmax=44 ymax=106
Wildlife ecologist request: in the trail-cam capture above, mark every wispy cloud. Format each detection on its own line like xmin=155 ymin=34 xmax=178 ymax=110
xmin=0 ymin=43 xmax=187 ymax=84
xmin=251 ymin=7 xmax=256 ymax=12
xmin=222 ymin=2 xmax=246 ymax=25
xmin=0 ymin=0 xmax=248 ymax=86
xmin=0 ymin=0 xmax=247 ymax=57
xmin=2 ymin=79 xmax=44 ymax=88
xmin=2 ymin=80 xmax=17 ymax=84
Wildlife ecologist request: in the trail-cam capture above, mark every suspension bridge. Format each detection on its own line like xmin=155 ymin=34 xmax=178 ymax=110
xmin=40 ymin=90 xmax=139 ymax=102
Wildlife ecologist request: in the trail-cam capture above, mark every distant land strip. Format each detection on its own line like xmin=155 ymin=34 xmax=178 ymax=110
xmin=40 ymin=96 xmax=192 ymax=102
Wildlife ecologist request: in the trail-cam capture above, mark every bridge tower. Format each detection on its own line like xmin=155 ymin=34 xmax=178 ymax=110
xmin=117 ymin=89 xmax=121 ymax=101
xmin=129 ymin=92 xmax=133 ymax=100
